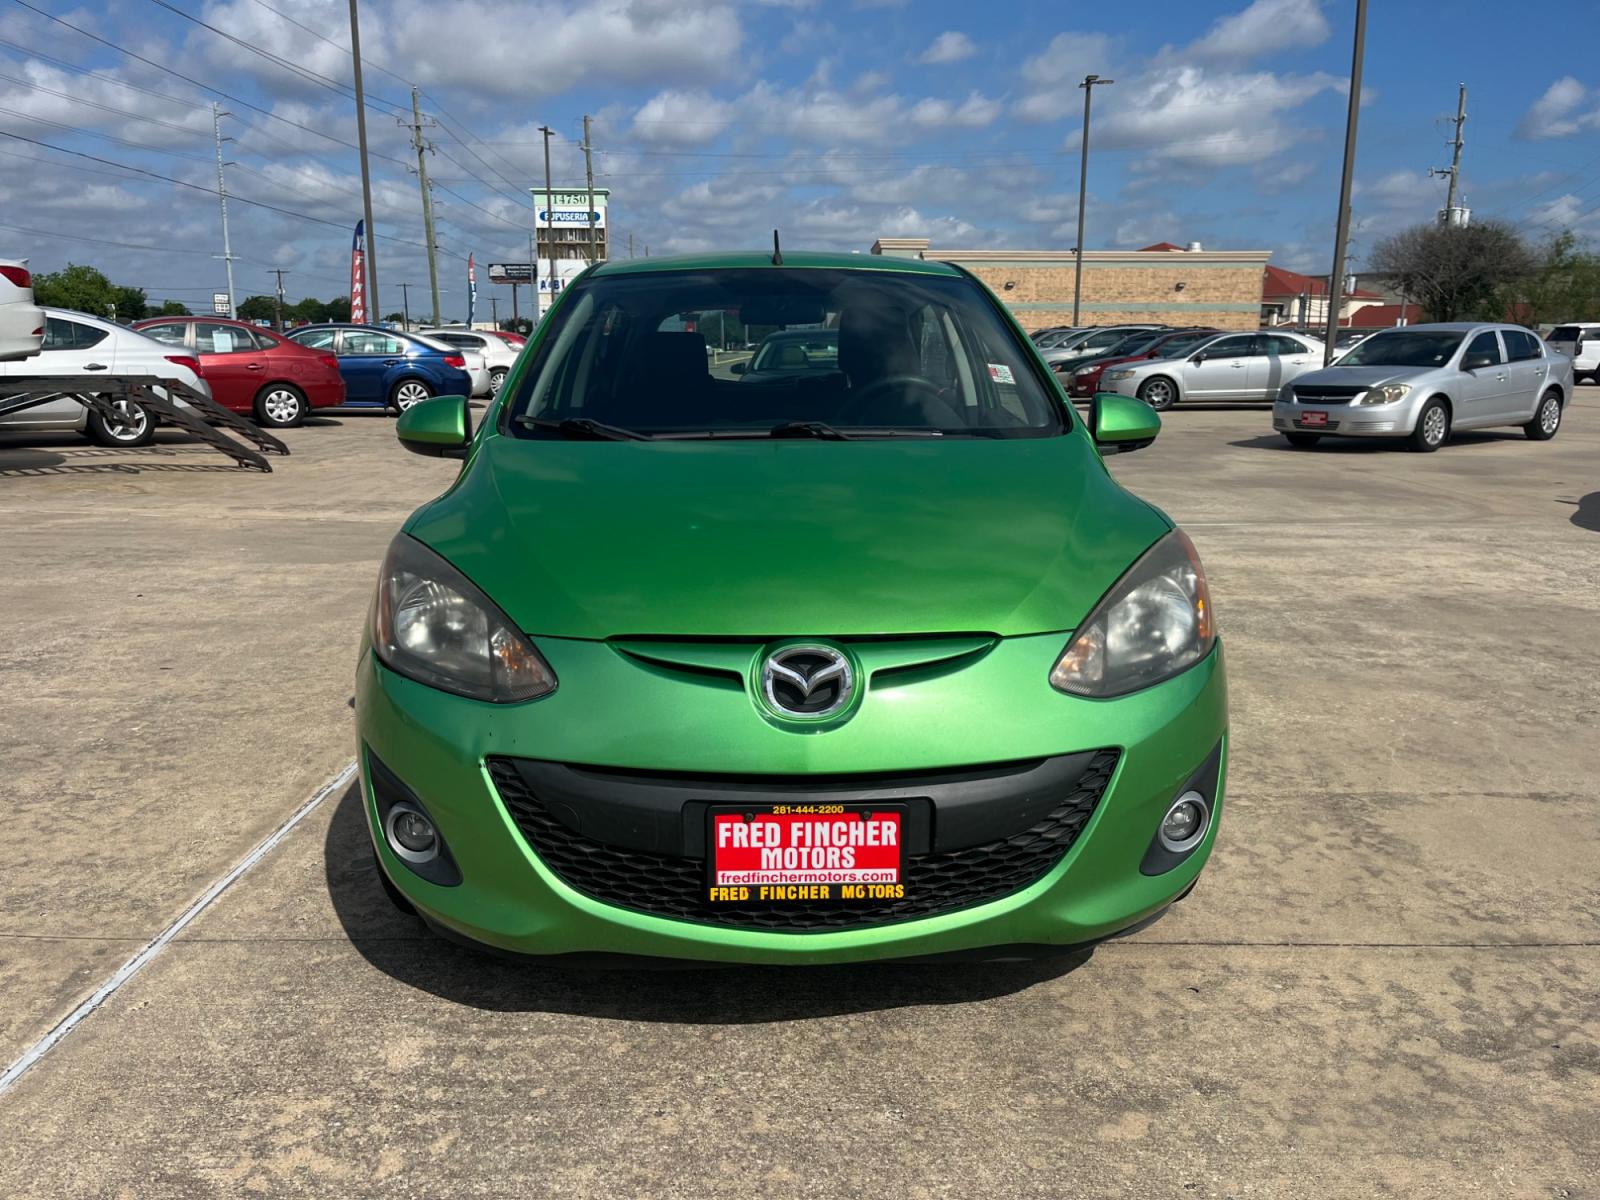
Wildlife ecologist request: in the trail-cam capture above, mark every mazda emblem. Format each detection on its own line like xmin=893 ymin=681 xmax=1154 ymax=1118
xmin=760 ymin=644 xmax=854 ymax=719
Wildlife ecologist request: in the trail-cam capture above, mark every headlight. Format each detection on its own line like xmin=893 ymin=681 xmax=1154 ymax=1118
xmin=1073 ymin=365 xmax=1097 ymax=377
xmin=1050 ymin=530 xmax=1215 ymax=698
xmin=1104 ymin=368 xmax=1135 ymax=382
xmin=1359 ymin=383 xmax=1410 ymax=405
xmin=372 ymin=534 xmax=557 ymax=703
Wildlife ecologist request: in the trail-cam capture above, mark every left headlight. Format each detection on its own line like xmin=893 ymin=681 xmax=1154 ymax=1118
xmin=1050 ymin=529 xmax=1215 ymax=698
xmin=1358 ymin=383 xmax=1410 ymax=405
xmin=1104 ymin=368 xmax=1135 ymax=382
xmin=1073 ymin=365 xmax=1097 ymax=377
xmin=372 ymin=534 xmax=557 ymax=703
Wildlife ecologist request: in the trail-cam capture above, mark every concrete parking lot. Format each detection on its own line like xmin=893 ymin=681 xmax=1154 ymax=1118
xmin=2 ymin=397 xmax=1597 ymax=1197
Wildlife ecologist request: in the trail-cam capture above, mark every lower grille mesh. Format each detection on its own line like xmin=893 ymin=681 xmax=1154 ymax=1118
xmin=486 ymin=751 xmax=1119 ymax=932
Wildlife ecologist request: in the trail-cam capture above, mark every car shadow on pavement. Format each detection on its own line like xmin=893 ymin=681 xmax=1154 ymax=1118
xmin=323 ymin=782 xmax=1091 ymax=1021
xmin=1568 ymin=492 xmax=1600 ymax=532
xmin=1229 ymin=430 xmax=1528 ymax=453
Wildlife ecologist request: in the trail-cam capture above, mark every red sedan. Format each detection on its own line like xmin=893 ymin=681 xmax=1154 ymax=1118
xmin=132 ymin=316 xmax=345 ymax=427
xmin=1065 ymin=328 xmax=1221 ymax=398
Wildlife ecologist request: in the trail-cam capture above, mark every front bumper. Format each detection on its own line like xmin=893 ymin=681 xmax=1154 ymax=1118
xmin=1272 ymin=398 xmax=1415 ymax=437
xmin=355 ymin=633 xmax=1228 ymax=964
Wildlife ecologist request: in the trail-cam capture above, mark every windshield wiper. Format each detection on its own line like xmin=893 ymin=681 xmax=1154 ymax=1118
xmin=515 ymin=416 xmax=650 ymax=441
xmin=768 ymin=420 xmax=855 ymax=440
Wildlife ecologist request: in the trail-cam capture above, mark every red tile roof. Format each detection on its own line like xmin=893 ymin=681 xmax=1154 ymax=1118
xmin=1264 ymin=264 xmax=1382 ymax=300
xmin=1344 ymin=302 xmax=1422 ymax=327
xmin=1138 ymin=241 xmax=1186 ymax=252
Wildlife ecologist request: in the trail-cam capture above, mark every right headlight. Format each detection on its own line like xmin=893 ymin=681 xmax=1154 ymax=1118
xmin=1358 ymin=383 xmax=1410 ymax=405
xmin=1104 ymin=368 xmax=1136 ymax=382
xmin=1050 ymin=530 xmax=1215 ymax=698
xmin=372 ymin=534 xmax=557 ymax=703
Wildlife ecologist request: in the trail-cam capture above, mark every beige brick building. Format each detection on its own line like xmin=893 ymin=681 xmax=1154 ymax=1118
xmin=871 ymin=238 xmax=1270 ymax=331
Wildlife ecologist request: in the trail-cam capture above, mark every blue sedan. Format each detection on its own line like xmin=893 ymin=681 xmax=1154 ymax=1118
xmin=284 ymin=325 xmax=473 ymax=413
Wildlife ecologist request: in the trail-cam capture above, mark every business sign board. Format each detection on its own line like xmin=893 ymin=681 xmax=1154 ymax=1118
xmin=212 ymin=292 xmax=231 ymax=315
xmin=487 ymin=260 xmax=591 ymax=292
xmin=531 ymin=188 xmax=609 ymax=230
xmin=486 ymin=263 xmax=533 ymax=284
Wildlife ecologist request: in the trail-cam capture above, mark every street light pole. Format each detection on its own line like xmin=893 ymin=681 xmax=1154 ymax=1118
xmin=541 ymin=125 xmax=555 ymax=319
xmin=347 ymin=0 xmax=379 ymax=320
xmin=1072 ymin=74 xmax=1113 ymax=328
xmin=1324 ymin=0 xmax=1368 ymax=363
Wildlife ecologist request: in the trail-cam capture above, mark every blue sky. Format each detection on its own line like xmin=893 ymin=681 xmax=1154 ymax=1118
xmin=1 ymin=0 xmax=1596 ymax=317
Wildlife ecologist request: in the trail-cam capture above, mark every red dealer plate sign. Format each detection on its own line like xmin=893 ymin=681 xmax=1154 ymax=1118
xmin=706 ymin=805 xmax=907 ymax=906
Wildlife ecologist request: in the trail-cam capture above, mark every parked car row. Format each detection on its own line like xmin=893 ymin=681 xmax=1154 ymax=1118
xmin=0 ymin=313 xmax=528 ymax=446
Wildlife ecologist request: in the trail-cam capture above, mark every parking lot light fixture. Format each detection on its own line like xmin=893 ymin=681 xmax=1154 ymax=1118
xmin=1073 ymin=74 xmax=1113 ymax=328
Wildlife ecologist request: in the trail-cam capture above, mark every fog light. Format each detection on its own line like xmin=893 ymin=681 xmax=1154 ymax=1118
xmin=1158 ymin=791 xmax=1209 ymax=853
xmin=385 ymin=803 xmax=439 ymax=863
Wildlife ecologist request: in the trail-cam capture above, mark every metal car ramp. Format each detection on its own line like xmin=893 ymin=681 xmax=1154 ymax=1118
xmin=0 ymin=375 xmax=289 ymax=472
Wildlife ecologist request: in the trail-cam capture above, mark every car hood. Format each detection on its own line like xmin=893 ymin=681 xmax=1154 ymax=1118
xmin=406 ymin=433 xmax=1170 ymax=640
xmin=1291 ymin=364 xmax=1442 ymax=388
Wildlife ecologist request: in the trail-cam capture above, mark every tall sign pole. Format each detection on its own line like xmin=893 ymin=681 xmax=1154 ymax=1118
xmin=1072 ymin=75 xmax=1113 ymax=328
xmin=582 ymin=114 xmax=598 ymax=264
xmin=347 ymin=0 xmax=379 ymax=319
xmin=539 ymin=124 xmax=554 ymax=318
xmin=408 ymin=88 xmax=442 ymax=324
xmin=1323 ymin=0 xmax=1368 ymax=363
xmin=211 ymin=103 xmax=236 ymax=318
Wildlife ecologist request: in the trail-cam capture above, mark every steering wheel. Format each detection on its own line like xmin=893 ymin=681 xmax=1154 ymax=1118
xmin=840 ymin=374 xmax=954 ymax=426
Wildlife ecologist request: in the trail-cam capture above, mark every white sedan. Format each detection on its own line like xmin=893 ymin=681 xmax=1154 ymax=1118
xmin=1098 ymin=330 xmax=1325 ymax=410
xmin=421 ymin=327 xmax=521 ymax=397
xmin=0 ymin=308 xmax=210 ymax=446
xmin=0 ymin=258 xmax=44 ymax=362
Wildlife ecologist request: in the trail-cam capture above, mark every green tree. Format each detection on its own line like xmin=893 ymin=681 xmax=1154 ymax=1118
xmin=237 ymin=295 xmax=277 ymax=322
xmin=31 ymin=264 xmax=120 ymax=317
xmin=1369 ymin=220 xmax=1536 ymax=322
xmin=155 ymin=300 xmax=191 ymax=316
xmin=1511 ymin=232 xmax=1600 ymax=326
xmin=111 ymin=285 xmax=148 ymax=320
xmin=287 ymin=297 xmax=328 ymax=323
xmin=383 ymin=311 xmax=405 ymax=324
xmin=325 ymin=295 xmax=352 ymax=323
xmin=500 ymin=317 xmax=532 ymax=335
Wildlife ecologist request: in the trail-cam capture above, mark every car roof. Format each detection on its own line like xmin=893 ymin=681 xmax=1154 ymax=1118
xmin=1375 ymin=322 xmax=1506 ymax=332
xmin=588 ymin=250 xmax=962 ymax=279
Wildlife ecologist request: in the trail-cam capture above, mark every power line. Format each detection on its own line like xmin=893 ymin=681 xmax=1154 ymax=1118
xmin=4 ymin=1 xmax=410 ymax=167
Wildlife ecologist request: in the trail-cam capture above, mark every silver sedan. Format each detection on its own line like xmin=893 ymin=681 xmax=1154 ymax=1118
xmin=1098 ymin=331 xmax=1324 ymax=409
xmin=1271 ymin=323 xmax=1573 ymax=452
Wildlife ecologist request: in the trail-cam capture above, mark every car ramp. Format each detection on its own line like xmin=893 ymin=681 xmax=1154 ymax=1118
xmin=0 ymin=375 xmax=288 ymax=471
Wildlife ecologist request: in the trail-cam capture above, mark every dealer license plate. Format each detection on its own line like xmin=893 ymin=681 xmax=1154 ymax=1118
xmin=706 ymin=805 xmax=907 ymax=906
xmin=1298 ymin=410 xmax=1329 ymax=427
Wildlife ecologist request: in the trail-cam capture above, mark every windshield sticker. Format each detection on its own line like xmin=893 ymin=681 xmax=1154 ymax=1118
xmin=987 ymin=363 xmax=1016 ymax=384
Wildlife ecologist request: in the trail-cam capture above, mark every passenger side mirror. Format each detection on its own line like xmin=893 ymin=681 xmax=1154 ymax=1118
xmin=730 ymin=360 xmax=747 ymax=375
xmin=1461 ymin=352 xmax=1493 ymax=371
xmin=1190 ymin=353 xmax=1206 ymax=365
xmin=1090 ymin=392 xmax=1161 ymax=455
xmin=395 ymin=394 xmax=471 ymax=458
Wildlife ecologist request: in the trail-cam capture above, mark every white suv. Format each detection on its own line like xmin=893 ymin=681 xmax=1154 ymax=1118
xmin=1544 ymin=323 xmax=1600 ymax=383
xmin=0 ymin=258 xmax=44 ymax=362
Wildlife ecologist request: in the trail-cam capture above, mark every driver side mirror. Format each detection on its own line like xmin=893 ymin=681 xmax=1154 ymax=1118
xmin=1091 ymin=392 xmax=1161 ymax=455
xmin=730 ymin=360 xmax=748 ymax=375
xmin=1461 ymin=352 xmax=1493 ymax=371
xmin=1190 ymin=353 xmax=1206 ymax=365
xmin=395 ymin=394 xmax=471 ymax=458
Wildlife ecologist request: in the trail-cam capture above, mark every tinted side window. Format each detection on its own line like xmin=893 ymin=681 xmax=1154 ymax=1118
xmin=1264 ymin=335 xmax=1310 ymax=355
xmin=1503 ymin=329 xmax=1542 ymax=361
xmin=140 ymin=322 xmax=189 ymax=348
xmin=290 ymin=328 xmax=337 ymax=351
xmin=344 ymin=331 xmax=405 ymax=355
xmin=41 ymin=318 xmax=108 ymax=350
xmin=1206 ymin=335 xmax=1256 ymax=357
xmin=1465 ymin=331 xmax=1502 ymax=365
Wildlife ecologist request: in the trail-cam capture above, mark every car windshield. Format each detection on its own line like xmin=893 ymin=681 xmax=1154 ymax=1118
xmin=508 ymin=267 xmax=1065 ymax=439
xmin=1334 ymin=330 xmax=1464 ymax=367
xmin=750 ymin=330 xmax=838 ymax=372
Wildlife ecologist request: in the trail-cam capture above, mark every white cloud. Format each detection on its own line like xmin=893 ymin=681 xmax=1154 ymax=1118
xmin=1014 ymin=33 xmax=1117 ymax=121
xmin=905 ymin=92 xmax=1002 ymax=130
xmin=917 ymin=32 xmax=976 ymax=65
xmin=1517 ymin=77 xmax=1600 ymax=139
xmin=1083 ymin=66 xmax=1341 ymax=167
xmin=1186 ymin=0 xmax=1330 ymax=65
xmin=630 ymin=90 xmax=737 ymax=147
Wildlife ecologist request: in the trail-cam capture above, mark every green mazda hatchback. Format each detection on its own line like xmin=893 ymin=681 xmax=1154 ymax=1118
xmin=357 ymin=251 xmax=1227 ymax=964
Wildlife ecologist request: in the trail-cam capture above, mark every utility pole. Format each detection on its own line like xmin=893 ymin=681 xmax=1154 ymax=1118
xmin=211 ymin=103 xmax=236 ymax=318
xmin=347 ymin=0 xmax=379 ymax=319
xmin=582 ymin=114 xmax=598 ymax=264
xmin=490 ymin=296 xmax=498 ymax=326
xmin=398 ymin=282 xmax=411 ymax=330
xmin=404 ymin=87 xmax=442 ymax=324
xmin=270 ymin=268 xmax=289 ymax=331
xmin=1430 ymin=83 xmax=1468 ymax=226
xmin=1072 ymin=74 xmax=1113 ymax=328
xmin=1323 ymin=0 xmax=1367 ymax=363
xmin=628 ymin=233 xmax=635 ymax=259
xmin=541 ymin=125 xmax=555 ymax=317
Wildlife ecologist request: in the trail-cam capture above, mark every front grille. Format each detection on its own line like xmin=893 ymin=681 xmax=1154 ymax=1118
xmin=486 ymin=751 xmax=1119 ymax=932
xmin=1292 ymin=384 xmax=1364 ymax=403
